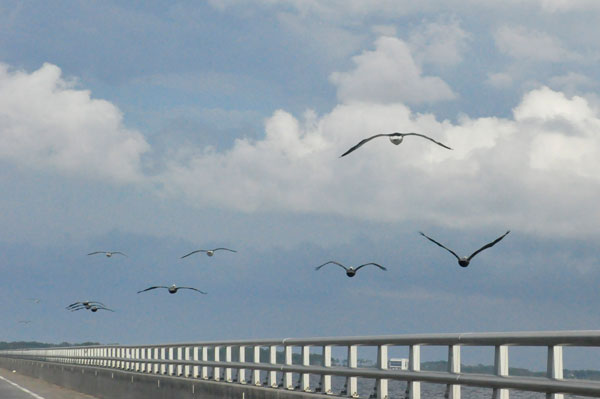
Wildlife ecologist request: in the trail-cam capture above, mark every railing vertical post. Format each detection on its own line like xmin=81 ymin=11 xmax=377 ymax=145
xmin=153 ymin=347 xmax=160 ymax=374
xmin=546 ymin=346 xmax=564 ymax=399
xmin=408 ymin=344 xmax=421 ymax=399
xmin=347 ymin=344 xmax=357 ymax=397
xmin=168 ymin=347 xmax=174 ymax=375
xmin=377 ymin=344 xmax=389 ymax=399
xmin=177 ymin=347 xmax=183 ymax=376
xmin=239 ymin=346 xmax=246 ymax=384
xmin=202 ymin=346 xmax=209 ymax=379
xmin=492 ymin=345 xmax=509 ymax=399
xmin=193 ymin=346 xmax=199 ymax=378
xmin=253 ymin=346 xmax=261 ymax=386
xmin=284 ymin=345 xmax=293 ymax=390
xmin=112 ymin=347 xmax=117 ymax=368
xmin=160 ymin=347 xmax=166 ymax=375
xmin=446 ymin=345 xmax=461 ymax=399
xmin=135 ymin=348 xmax=140 ymax=371
xmin=184 ymin=347 xmax=190 ymax=377
xmin=269 ymin=345 xmax=277 ymax=387
xmin=226 ymin=345 xmax=233 ymax=382
xmin=142 ymin=348 xmax=146 ymax=372
xmin=322 ymin=345 xmax=332 ymax=394
xmin=214 ymin=346 xmax=221 ymax=381
xmin=302 ymin=345 xmax=311 ymax=392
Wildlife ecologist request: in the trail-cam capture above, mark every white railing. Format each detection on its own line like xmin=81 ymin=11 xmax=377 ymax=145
xmin=2 ymin=330 xmax=600 ymax=398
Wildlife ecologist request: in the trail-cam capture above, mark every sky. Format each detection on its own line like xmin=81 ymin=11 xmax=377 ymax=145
xmin=2 ymin=0 xmax=600 ymax=370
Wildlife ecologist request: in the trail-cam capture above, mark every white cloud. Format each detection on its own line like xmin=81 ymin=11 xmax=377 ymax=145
xmin=157 ymin=85 xmax=600 ymax=237
xmin=329 ymin=36 xmax=456 ymax=105
xmin=494 ymin=26 xmax=579 ymax=62
xmin=408 ymin=18 xmax=470 ymax=67
xmin=0 ymin=63 xmax=150 ymax=183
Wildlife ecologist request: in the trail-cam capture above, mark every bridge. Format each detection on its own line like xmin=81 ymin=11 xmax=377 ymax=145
xmin=2 ymin=330 xmax=600 ymax=399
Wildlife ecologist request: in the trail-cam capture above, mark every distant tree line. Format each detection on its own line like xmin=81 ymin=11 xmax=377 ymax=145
xmin=0 ymin=341 xmax=101 ymax=350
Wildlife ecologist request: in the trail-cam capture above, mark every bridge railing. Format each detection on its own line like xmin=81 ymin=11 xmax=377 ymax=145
xmin=2 ymin=330 xmax=600 ymax=399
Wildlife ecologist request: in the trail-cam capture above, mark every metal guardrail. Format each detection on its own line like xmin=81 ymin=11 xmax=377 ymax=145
xmin=2 ymin=330 xmax=600 ymax=398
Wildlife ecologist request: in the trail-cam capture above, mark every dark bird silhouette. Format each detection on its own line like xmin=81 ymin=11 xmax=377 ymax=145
xmin=315 ymin=261 xmax=387 ymax=277
xmin=70 ymin=304 xmax=114 ymax=312
xmin=180 ymin=248 xmax=237 ymax=258
xmin=137 ymin=284 xmax=207 ymax=294
xmin=67 ymin=301 xmax=113 ymax=312
xmin=340 ymin=132 xmax=452 ymax=157
xmin=87 ymin=251 xmax=127 ymax=257
xmin=66 ymin=301 xmax=106 ymax=310
xmin=419 ymin=231 xmax=510 ymax=267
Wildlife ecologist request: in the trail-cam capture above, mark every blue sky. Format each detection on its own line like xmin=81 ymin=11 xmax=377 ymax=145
xmin=2 ymin=0 xmax=600 ymax=369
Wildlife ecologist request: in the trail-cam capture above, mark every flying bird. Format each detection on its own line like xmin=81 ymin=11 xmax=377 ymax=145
xmin=87 ymin=251 xmax=127 ymax=258
xmin=419 ymin=231 xmax=510 ymax=267
xmin=66 ymin=301 xmax=106 ymax=310
xmin=340 ymin=132 xmax=452 ymax=157
xmin=70 ymin=304 xmax=114 ymax=313
xmin=315 ymin=261 xmax=387 ymax=277
xmin=18 ymin=320 xmax=32 ymax=324
xmin=137 ymin=284 xmax=207 ymax=295
xmin=180 ymin=248 xmax=237 ymax=258
xmin=27 ymin=298 xmax=41 ymax=304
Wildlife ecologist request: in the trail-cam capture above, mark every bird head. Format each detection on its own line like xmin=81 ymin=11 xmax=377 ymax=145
xmin=206 ymin=250 xmax=214 ymax=256
xmin=346 ymin=268 xmax=356 ymax=277
xmin=168 ymin=285 xmax=178 ymax=293
xmin=90 ymin=306 xmax=98 ymax=312
xmin=105 ymin=252 xmax=112 ymax=257
xmin=458 ymin=258 xmax=470 ymax=267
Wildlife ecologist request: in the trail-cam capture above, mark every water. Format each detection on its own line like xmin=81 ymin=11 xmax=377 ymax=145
xmin=258 ymin=373 xmax=593 ymax=399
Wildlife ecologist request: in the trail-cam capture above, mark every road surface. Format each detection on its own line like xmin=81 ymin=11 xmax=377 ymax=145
xmin=0 ymin=368 xmax=98 ymax=399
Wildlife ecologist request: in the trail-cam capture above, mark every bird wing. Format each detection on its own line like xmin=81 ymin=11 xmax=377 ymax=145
xmin=354 ymin=262 xmax=387 ymax=271
xmin=340 ymin=134 xmax=392 ymax=157
xmin=69 ymin=306 xmax=86 ymax=312
xmin=66 ymin=301 xmax=83 ymax=308
xmin=87 ymin=252 xmax=104 ymax=256
xmin=419 ymin=232 xmax=461 ymax=261
xmin=179 ymin=287 xmax=207 ymax=294
xmin=467 ymin=231 xmax=510 ymax=261
xmin=137 ymin=286 xmax=167 ymax=294
xmin=180 ymin=250 xmax=206 ymax=259
xmin=403 ymin=133 xmax=452 ymax=150
xmin=315 ymin=261 xmax=348 ymax=271
xmin=112 ymin=252 xmax=128 ymax=257
xmin=213 ymin=248 xmax=237 ymax=253
xmin=97 ymin=306 xmax=115 ymax=312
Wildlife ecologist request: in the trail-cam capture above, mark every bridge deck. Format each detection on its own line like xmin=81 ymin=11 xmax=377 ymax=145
xmin=0 ymin=368 xmax=99 ymax=399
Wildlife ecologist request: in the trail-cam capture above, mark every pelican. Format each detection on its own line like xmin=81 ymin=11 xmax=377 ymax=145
xmin=315 ymin=261 xmax=387 ymax=277
xmin=137 ymin=284 xmax=207 ymax=294
xmin=87 ymin=251 xmax=127 ymax=258
xmin=66 ymin=301 xmax=106 ymax=310
xmin=180 ymin=248 xmax=237 ymax=258
xmin=419 ymin=231 xmax=510 ymax=267
xmin=340 ymin=132 xmax=452 ymax=157
xmin=70 ymin=304 xmax=114 ymax=312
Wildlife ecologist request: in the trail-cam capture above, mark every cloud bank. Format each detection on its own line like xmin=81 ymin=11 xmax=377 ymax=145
xmin=3 ymin=30 xmax=600 ymax=238
xmin=0 ymin=63 xmax=150 ymax=183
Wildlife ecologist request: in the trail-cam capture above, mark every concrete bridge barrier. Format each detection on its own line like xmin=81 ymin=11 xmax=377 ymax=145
xmin=2 ymin=330 xmax=600 ymax=399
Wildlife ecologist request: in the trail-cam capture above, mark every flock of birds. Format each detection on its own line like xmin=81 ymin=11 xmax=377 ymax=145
xmin=18 ymin=131 xmax=510 ymax=319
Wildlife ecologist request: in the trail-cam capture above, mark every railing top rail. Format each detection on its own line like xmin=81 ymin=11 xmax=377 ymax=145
xmin=3 ymin=330 xmax=600 ymax=351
